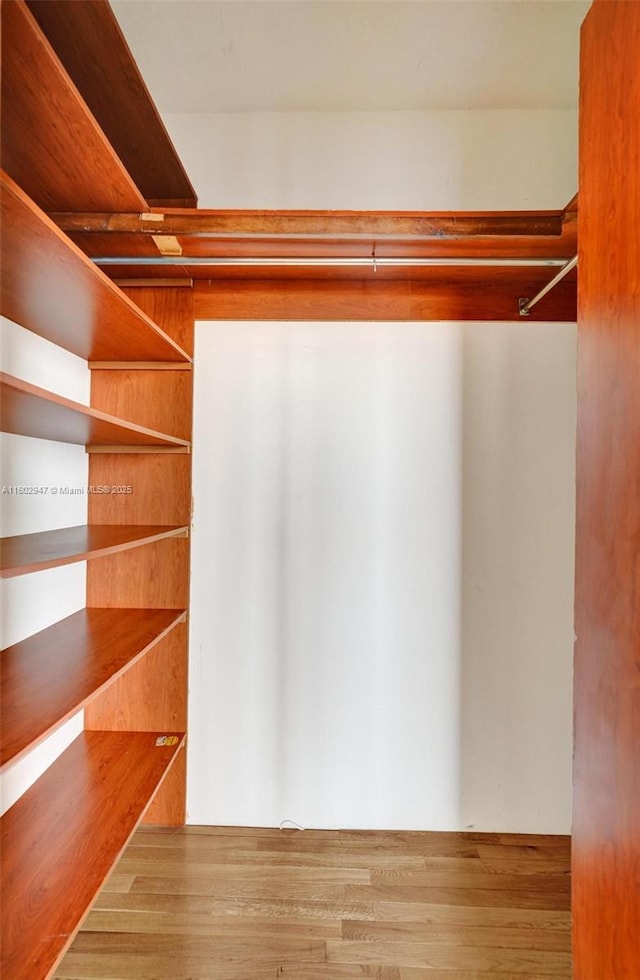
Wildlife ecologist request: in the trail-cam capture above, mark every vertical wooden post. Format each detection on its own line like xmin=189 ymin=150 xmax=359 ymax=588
xmin=574 ymin=2 xmax=640 ymax=974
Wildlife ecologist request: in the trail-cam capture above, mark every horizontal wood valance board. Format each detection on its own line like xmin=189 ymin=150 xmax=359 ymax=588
xmin=193 ymin=275 xmax=577 ymax=322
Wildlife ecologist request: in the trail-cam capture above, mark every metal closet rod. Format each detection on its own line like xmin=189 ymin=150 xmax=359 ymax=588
xmin=93 ymin=256 xmax=569 ymax=268
xmin=519 ymin=255 xmax=578 ymax=316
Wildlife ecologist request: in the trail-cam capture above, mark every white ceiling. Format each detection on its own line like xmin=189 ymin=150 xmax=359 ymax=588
xmin=112 ymin=1 xmax=589 ymax=114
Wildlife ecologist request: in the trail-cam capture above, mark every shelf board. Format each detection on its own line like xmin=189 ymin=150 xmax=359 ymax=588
xmin=26 ymin=0 xmax=197 ymax=209
xmin=0 ymin=729 xmax=185 ymax=978
xmin=0 ymin=524 xmax=189 ymax=579
xmin=0 ymin=373 xmax=190 ymax=450
xmin=1 ymin=608 xmax=186 ymax=771
xmin=0 ymin=0 xmax=147 ymax=213
xmin=0 ymin=173 xmax=190 ymax=362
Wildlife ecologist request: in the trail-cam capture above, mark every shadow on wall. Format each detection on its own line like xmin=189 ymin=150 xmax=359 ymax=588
xmin=187 ymin=320 xmax=576 ymax=834
xmin=459 ymin=321 xmax=576 ymax=833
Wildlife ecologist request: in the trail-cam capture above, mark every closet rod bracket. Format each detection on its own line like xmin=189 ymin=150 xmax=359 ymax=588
xmin=518 ymin=255 xmax=578 ymax=317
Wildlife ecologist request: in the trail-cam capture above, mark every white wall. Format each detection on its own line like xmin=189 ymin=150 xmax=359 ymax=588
xmin=184 ymin=103 xmax=577 ymax=833
xmin=164 ymin=108 xmax=577 ymax=210
xmin=189 ymin=319 xmax=576 ymax=832
xmin=0 ymin=317 xmax=89 ymax=814
xmin=459 ymin=322 xmax=576 ymax=831
xmin=190 ymin=323 xmax=464 ymax=828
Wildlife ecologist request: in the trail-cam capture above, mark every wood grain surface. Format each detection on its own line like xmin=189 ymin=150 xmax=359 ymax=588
xmin=85 ymin=622 xmax=188 ymax=733
xmin=193 ymin=274 xmax=576 ymax=323
xmin=0 ymin=172 xmax=190 ymax=362
xmin=84 ymin=625 xmax=189 ymax=829
xmin=90 ymin=369 xmax=193 ymax=442
xmin=1 ymin=732 xmax=185 ymax=979
xmin=573 ymin=1 xmax=640 ymax=976
xmin=54 ymin=209 xmax=569 ymax=240
xmin=143 ymin=749 xmax=188 ymax=828
xmin=1 ymin=0 xmax=145 ymax=213
xmin=0 ymin=524 xmax=188 ymax=578
xmin=121 ymin=286 xmax=196 ymax=358
xmin=55 ymin=826 xmax=571 ymax=979
xmin=0 ymin=607 xmax=184 ymax=770
xmin=86 ymin=285 xmax=194 ymax=826
xmin=88 ymin=455 xmax=191 ymax=526
xmin=0 ymin=373 xmax=190 ymax=449
xmin=54 ymin=208 xmax=576 ymax=324
xmin=25 ymin=0 xmax=197 ymax=208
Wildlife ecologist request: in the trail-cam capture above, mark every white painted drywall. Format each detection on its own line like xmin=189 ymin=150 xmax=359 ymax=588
xmin=113 ymin=1 xmax=588 ymax=115
xmin=459 ymin=322 xmax=576 ymax=832
xmin=0 ymin=317 xmax=89 ymax=815
xmin=183 ymin=100 xmax=578 ymax=832
xmin=164 ymin=108 xmax=577 ymax=210
xmin=190 ymin=323 xmax=464 ymax=828
xmin=189 ymin=319 xmax=576 ymax=832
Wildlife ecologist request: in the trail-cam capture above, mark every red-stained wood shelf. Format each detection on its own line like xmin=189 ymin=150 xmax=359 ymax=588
xmin=0 ymin=607 xmax=186 ymax=771
xmin=0 ymin=373 xmax=190 ymax=451
xmin=25 ymin=0 xmax=197 ymax=209
xmin=0 ymin=730 xmax=185 ymax=979
xmin=0 ymin=172 xmax=190 ymax=363
xmin=0 ymin=524 xmax=189 ymax=579
xmin=0 ymin=0 xmax=147 ymax=214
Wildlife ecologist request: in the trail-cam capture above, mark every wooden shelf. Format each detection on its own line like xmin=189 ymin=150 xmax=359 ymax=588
xmin=26 ymin=0 xmax=197 ymax=209
xmin=0 ymin=729 xmax=185 ymax=979
xmin=0 ymin=172 xmax=190 ymax=363
xmin=0 ymin=373 xmax=190 ymax=450
xmin=1 ymin=607 xmax=186 ymax=771
xmin=0 ymin=524 xmax=189 ymax=579
xmin=0 ymin=0 xmax=147 ymax=213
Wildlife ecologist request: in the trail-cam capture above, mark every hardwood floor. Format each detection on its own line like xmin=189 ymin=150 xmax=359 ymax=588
xmin=56 ymin=827 xmax=571 ymax=979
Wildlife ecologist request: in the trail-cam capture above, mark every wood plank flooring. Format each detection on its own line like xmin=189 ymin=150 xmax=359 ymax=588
xmin=55 ymin=826 xmax=571 ymax=980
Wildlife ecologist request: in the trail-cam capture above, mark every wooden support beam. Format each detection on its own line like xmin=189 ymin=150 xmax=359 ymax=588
xmin=50 ymin=210 xmax=566 ymax=241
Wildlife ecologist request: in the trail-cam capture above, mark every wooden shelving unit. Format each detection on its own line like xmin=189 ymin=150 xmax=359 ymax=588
xmin=0 ymin=2 xmax=195 ymax=975
xmin=0 ymin=172 xmax=190 ymax=362
xmin=1 ymin=730 xmax=185 ymax=979
xmin=1 ymin=607 xmax=186 ymax=770
xmin=1 ymin=372 xmax=190 ymax=450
